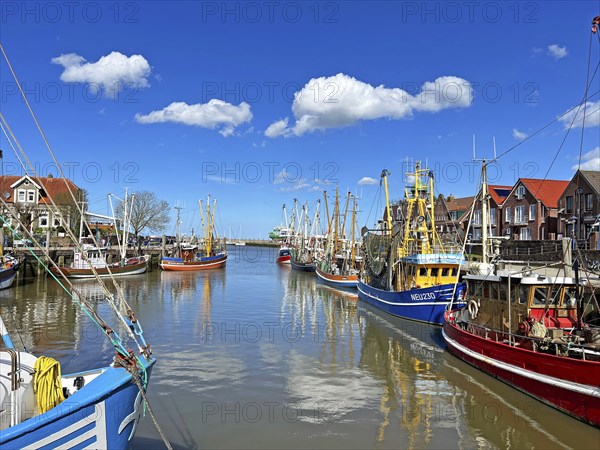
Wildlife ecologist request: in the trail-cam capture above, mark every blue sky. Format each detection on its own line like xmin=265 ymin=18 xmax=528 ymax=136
xmin=1 ymin=1 xmax=599 ymax=238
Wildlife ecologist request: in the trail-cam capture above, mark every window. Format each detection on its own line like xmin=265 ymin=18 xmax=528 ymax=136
xmin=39 ymin=212 xmax=49 ymax=227
xmin=566 ymin=196 xmax=573 ymax=213
xmin=505 ymin=206 xmax=512 ymax=223
xmin=520 ymin=227 xmax=531 ymax=240
xmin=519 ymin=285 xmax=528 ymax=304
xmin=419 ymin=267 xmax=427 ymax=276
xmin=473 ymin=209 xmax=481 ymax=226
xmin=564 ymin=287 xmax=577 ymax=307
xmin=505 ymin=227 xmax=512 ymax=236
xmin=529 ymin=204 xmax=536 ymax=221
xmin=490 ymin=208 xmax=497 ymax=225
xmin=586 ymin=193 xmax=594 ymax=211
xmin=53 ymin=215 xmax=61 ymax=227
xmin=430 ymin=267 xmax=439 ymax=277
xmin=27 ymin=190 xmax=36 ymax=203
xmin=451 ymin=268 xmax=458 ymax=277
xmin=532 ymin=286 xmax=548 ymax=306
xmin=472 ymin=229 xmax=482 ymax=240
xmin=490 ymin=282 xmax=500 ymax=301
xmin=548 ymin=287 xmax=560 ymax=306
xmin=17 ymin=189 xmax=26 ymax=202
xmin=441 ymin=268 xmax=449 ymax=277
xmin=515 ymin=205 xmax=526 ymax=224
xmin=516 ymin=186 xmax=526 ymax=199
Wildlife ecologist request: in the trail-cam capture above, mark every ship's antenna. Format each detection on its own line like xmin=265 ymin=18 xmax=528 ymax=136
xmin=493 ymin=136 xmax=497 ymax=160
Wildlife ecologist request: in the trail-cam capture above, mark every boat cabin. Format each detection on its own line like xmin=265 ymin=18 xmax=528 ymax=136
xmin=397 ymin=253 xmax=463 ymax=291
xmin=464 ymin=272 xmax=596 ymax=334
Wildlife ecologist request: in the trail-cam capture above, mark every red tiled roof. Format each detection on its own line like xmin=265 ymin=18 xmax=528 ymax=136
xmin=520 ymin=178 xmax=569 ymax=208
xmin=0 ymin=175 xmax=80 ymax=204
xmin=488 ymin=185 xmax=512 ymax=206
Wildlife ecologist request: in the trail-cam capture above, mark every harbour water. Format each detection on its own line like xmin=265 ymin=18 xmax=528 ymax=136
xmin=2 ymin=246 xmax=599 ymax=449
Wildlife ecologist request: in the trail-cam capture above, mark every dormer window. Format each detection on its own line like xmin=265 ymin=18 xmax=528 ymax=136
xmin=516 ymin=186 xmax=526 ymax=199
xmin=17 ymin=189 xmax=26 ymax=202
xmin=27 ymin=190 xmax=36 ymax=203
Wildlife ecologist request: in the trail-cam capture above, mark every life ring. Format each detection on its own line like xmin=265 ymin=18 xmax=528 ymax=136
xmin=467 ymin=300 xmax=479 ymax=320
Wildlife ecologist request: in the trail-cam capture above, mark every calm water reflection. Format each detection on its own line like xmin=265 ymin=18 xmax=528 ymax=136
xmin=1 ymin=246 xmax=598 ymax=449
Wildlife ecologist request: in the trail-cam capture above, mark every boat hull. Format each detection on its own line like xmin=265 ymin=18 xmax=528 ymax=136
xmin=0 ymin=358 xmax=155 ymax=449
xmin=290 ymin=259 xmax=315 ymax=272
xmin=0 ymin=266 xmax=18 ymax=290
xmin=315 ymin=267 xmax=358 ymax=287
xmin=443 ymin=311 xmax=600 ymax=428
xmin=50 ymin=257 xmax=149 ymax=279
xmin=357 ymin=281 xmax=466 ymax=325
xmin=159 ymin=254 xmax=227 ymax=271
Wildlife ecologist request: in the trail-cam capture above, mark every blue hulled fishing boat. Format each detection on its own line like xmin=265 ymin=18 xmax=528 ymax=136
xmin=358 ymin=164 xmax=467 ymax=325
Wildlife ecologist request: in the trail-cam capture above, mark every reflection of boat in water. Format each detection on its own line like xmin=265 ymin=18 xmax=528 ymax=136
xmin=358 ymin=302 xmax=594 ymax=448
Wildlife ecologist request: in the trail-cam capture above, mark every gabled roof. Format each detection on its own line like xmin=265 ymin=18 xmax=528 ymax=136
xmin=445 ymin=196 xmax=475 ymax=212
xmin=0 ymin=175 xmax=80 ymax=204
xmin=10 ymin=174 xmax=41 ymax=190
xmin=488 ymin=185 xmax=512 ymax=206
xmin=580 ymin=170 xmax=600 ymax=195
xmin=517 ymin=178 xmax=569 ymax=208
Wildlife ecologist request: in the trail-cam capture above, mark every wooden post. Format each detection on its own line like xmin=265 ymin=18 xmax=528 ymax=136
xmin=562 ymin=237 xmax=573 ymax=277
xmin=161 ymin=235 xmax=166 ymax=258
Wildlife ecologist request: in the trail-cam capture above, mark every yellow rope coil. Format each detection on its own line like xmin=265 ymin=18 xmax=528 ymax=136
xmin=33 ymin=356 xmax=66 ymax=414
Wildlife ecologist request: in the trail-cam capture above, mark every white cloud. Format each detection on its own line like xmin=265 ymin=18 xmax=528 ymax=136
xmin=573 ymin=147 xmax=600 ymax=171
xmin=264 ymin=118 xmax=291 ymax=137
xmin=52 ymin=51 xmax=150 ymax=96
xmin=558 ymin=101 xmax=600 ymax=129
xmin=512 ymin=128 xmax=528 ymax=140
xmin=135 ymin=100 xmax=252 ymax=137
xmin=547 ymin=44 xmax=568 ymax=60
xmin=358 ymin=177 xmax=378 ymax=185
xmin=265 ymin=73 xmax=473 ymax=137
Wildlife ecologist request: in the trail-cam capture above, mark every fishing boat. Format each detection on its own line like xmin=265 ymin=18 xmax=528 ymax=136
xmin=276 ymin=247 xmax=292 ymax=264
xmin=160 ymin=196 xmax=227 ymax=271
xmin=316 ymin=188 xmax=362 ymax=288
xmin=0 ymin=44 xmax=165 ymax=449
xmin=444 ymin=160 xmax=600 ymax=428
xmin=358 ymin=165 xmax=467 ymax=325
xmin=50 ymin=191 xmax=149 ymax=279
xmin=273 ymin=204 xmax=293 ymax=264
xmin=0 ymin=254 xmax=19 ymax=289
xmin=289 ymin=200 xmax=320 ymax=272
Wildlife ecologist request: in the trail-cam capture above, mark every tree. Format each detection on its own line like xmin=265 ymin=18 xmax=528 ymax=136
xmin=117 ymin=191 xmax=170 ymax=254
xmin=53 ymin=188 xmax=88 ymax=236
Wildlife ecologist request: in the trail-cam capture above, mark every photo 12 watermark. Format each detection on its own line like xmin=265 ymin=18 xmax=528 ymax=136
xmin=1 ymin=1 xmax=141 ymax=24
xmin=200 ymin=1 xmax=339 ymax=24
xmin=1 ymin=161 xmax=141 ymax=184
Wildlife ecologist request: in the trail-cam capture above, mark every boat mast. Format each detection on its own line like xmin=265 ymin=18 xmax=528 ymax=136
xmin=481 ymin=162 xmax=489 ymax=264
xmin=350 ymin=195 xmax=357 ymax=270
xmin=381 ymin=169 xmax=392 ymax=235
xmin=323 ymin=191 xmax=331 ymax=236
xmin=333 ymin=187 xmax=339 ymax=256
xmin=175 ymin=205 xmax=183 ymax=256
